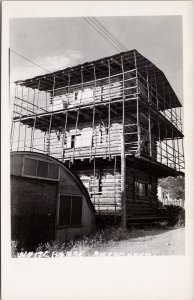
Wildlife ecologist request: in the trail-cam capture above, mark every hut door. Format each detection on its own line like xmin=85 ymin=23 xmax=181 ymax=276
xmin=11 ymin=176 xmax=58 ymax=248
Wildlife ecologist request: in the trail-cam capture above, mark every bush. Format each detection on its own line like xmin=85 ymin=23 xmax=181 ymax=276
xmin=164 ymin=204 xmax=185 ymax=227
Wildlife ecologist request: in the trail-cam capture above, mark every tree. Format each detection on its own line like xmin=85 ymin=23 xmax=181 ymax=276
xmin=158 ymin=176 xmax=185 ymax=201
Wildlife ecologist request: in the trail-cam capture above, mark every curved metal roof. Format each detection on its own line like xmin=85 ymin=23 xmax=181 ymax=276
xmin=11 ymin=151 xmax=95 ymax=213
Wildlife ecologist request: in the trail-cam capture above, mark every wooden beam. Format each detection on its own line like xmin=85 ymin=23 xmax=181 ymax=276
xmin=121 ymin=55 xmax=127 ymax=229
xmin=121 ymin=130 xmax=126 ymax=229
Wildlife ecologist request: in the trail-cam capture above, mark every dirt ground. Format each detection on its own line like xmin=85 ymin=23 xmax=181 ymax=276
xmin=89 ymin=227 xmax=185 ymax=256
xmin=15 ymin=226 xmax=185 ymax=257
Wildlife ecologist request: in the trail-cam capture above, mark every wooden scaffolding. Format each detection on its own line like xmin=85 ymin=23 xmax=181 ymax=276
xmin=10 ymin=50 xmax=185 ymax=226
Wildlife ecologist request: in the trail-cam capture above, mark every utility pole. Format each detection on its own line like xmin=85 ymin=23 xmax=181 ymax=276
xmin=9 ymin=47 xmax=10 ymax=104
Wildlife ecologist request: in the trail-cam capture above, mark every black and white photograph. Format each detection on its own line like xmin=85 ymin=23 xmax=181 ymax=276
xmin=9 ymin=15 xmax=186 ymax=257
xmin=1 ymin=1 xmax=193 ymax=300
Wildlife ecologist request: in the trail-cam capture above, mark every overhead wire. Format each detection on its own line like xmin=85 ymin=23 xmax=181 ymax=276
xmin=11 ymin=18 xmax=128 ymax=85
xmin=10 ymin=49 xmax=51 ymax=73
xmin=88 ymin=17 xmax=128 ymax=51
xmin=10 ymin=49 xmax=69 ymax=83
xmin=83 ymin=17 xmax=122 ymax=53
xmin=83 ymin=17 xmax=128 ymax=52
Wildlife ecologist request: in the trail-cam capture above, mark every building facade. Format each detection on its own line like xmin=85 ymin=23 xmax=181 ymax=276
xmin=11 ymin=50 xmax=184 ymax=226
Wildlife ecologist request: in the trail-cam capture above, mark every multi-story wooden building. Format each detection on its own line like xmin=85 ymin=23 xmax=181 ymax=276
xmin=11 ymin=50 xmax=184 ymax=227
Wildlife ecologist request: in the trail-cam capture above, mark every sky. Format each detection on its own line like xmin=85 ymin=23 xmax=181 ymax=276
xmin=10 ymin=16 xmax=183 ymax=101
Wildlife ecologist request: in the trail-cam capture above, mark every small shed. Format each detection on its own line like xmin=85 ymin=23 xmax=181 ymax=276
xmin=11 ymin=151 xmax=95 ymax=249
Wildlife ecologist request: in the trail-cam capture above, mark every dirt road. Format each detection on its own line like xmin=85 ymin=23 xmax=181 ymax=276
xmin=91 ymin=227 xmax=185 ymax=256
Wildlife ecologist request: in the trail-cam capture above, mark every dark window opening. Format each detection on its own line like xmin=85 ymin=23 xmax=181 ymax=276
xmin=37 ymin=161 xmax=48 ymax=178
xmin=71 ymin=135 xmax=75 ymax=148
xmin=71 ymin=196 xmax=82 ymax=225
xmin=23 ymin=157 xmax=59 ymax=180
xmin=58 ymin=195 xmax=71 ymax=226
xmin=23 ymin=158 xmax=37 ymax=176
xmin=58 ymin=195 xmax=82 ymax=227
xmin=135 ymin=180 xmax=152 ymax=198
xmin=48 ymin=163 xmax=59 ymax=179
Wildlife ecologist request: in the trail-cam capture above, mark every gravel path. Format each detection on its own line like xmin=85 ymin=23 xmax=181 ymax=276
xmin=90 ymin=227 xmax=185 ymax=256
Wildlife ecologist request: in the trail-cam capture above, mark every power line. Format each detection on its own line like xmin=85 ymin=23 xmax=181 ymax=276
xmin=88 ymin=17 xmax=126 ymax=51
xmin=10 ymin=49 xmax=68 ymax=83
xmin=83 ymin=17 xmax=122 ymax=53
xmin=89 ymin=17 xmax=127 ymax=51
xmin=83 ymin=17 xmax=128 ymax=53
xmin=11 ymin=17 xmax=128 ymax=83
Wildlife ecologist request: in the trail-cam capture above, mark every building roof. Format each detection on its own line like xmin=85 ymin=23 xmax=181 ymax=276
xmin=15 ymin=49 xmax=182 ymax=109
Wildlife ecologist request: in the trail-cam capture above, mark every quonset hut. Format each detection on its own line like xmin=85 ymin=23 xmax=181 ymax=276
xmin=11 ymin=151 xmax=95 ymax=249
xmin=11 ymin=50 xmax=184 ymax=228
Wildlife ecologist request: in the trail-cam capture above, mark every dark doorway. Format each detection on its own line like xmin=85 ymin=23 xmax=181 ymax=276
xmin=11 ymin=176 xmax=58 ymax=250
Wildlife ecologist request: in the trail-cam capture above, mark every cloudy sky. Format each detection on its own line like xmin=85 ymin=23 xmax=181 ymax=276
xmin=10 ymin=16 xmax=183 ymax=100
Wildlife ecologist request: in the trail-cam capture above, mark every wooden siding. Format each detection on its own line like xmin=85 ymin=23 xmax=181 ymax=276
xmin=48 ymin=117 xmax=123 ymax=160
xmin=50 ymin=71 xmax=136 ymax=111
xmin=75 ymin=166 xmax=122 ymax=215
xmin=73 ymin=162 xmax=158 ymax=217
xmin=47 ymin=114 xmax=158 ymax=161
xmin=126 ymin=164 xmax=158 ymax=216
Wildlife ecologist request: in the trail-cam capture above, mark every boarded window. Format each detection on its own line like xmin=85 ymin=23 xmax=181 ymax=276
xmin=82 ymin=131 xmax=93 ymax=147
xmin=74 ymin=134 xmax=82 ymax=148
xmin=58 ymin=195 xmax=82 ymax=227
xmin=23 ymin=158 xmax=37 ymax=176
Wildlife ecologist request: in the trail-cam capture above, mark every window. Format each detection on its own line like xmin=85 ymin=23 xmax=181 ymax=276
xmin=58 ymin=195 xmax=82 ymax=227
xmin=37 ymin=160 xmax=48 ymax=178
xmin=64 ymin=132 xmax=93 ymax=149
xmin=82 ymin=131 xmax=93 ymax=147
xmin=71 ymin=134 xmax=82 ymax=148
xmin=23 ymin=157 xmax=59 ymax=180
xmin=23 ymin=158 xmax=37 ymax=176
xmin=48 ymin=163 xmax=59 ymax=179
xmin=135 ymin=180 xmax=152 ymax=198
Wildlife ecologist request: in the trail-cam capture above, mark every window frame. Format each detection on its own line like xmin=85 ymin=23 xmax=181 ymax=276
xmin=57 ymin=194 xmax=83 ymax=228
xmin=22 ymin=156 xmax=59 ymax=181
xmin=134 ymin=180 xmax=152 ymax=199
xmin=64 ymin=131 xmax=93 ymax=150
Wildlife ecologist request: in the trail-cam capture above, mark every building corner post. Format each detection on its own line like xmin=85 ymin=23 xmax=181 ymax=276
xmin=121 ymin=130 xmax=127 ymax=229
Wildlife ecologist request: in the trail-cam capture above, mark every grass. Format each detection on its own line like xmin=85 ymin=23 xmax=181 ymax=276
xmin=12 ymin=220 xmax=185 ymax=258
xmin=12 ymin=226 xmax=137 ymax=258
